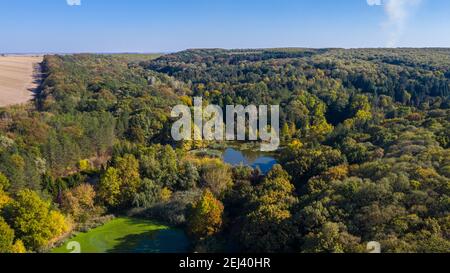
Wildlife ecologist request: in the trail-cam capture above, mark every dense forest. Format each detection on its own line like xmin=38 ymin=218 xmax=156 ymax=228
xmin=0 ymin=48 xmax=449 ymax=253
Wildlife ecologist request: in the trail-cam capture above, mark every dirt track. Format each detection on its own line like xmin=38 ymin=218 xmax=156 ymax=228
xmin=0 ymin=56 xmax=43 ymax=107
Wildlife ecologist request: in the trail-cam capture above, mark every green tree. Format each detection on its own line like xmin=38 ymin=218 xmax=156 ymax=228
xmin=132 ymin=178 xmax=161 ymax=208
xmin=0 ymin=189 xmax=11 ymax=210
xmin=281 ymin=145 xmax=345 ymax=185
xmin=159 ymin=145 xmax=179 ymax=189
xmin=0 ymin=172 xmax=10 ymax=191
xmin=4 ymin=190 xmax=69 ymax=251
xmin=177 ymin=162 xmax=200 ymax=191
xmin=240 ymin=165 xmax=298 ymax=252
xmin=98 ymin=167 xmax=122 ymax=207
xmin=0 ymin=217 xmax=14 ymax=253
xmin=287 ymin=91 xmax=333 ymax=141
xmin=114 ymin=154 xmax=142 ymax=205
xmin=302 ymin=222 xmax=363 ymax=253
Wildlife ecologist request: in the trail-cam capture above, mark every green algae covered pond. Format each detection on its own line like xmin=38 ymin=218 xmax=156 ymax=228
xmin=52 ymin=217 xmax=190 ymax=253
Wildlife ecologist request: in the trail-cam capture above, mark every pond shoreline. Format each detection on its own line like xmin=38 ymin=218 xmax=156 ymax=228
xmin=190 ymin=143 xmax=280 ymax=174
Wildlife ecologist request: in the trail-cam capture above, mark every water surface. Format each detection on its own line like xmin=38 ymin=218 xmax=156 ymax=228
xmin=222 ymin=148 xmax=278 ymax=173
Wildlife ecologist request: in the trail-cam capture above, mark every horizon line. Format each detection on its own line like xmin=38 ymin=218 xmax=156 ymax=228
xmin=2 ymin=46 xmax=450 ymax=55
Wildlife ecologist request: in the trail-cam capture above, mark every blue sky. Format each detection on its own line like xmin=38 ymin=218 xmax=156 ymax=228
xmin=0 ymin=0 xmax=449 ymax=53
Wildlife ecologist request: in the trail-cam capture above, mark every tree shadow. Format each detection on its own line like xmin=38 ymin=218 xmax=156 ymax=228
xmin=108 ymin=228 xmax=190 ymax=253
xmin=28 ymin=60 xmax=46 ymax=109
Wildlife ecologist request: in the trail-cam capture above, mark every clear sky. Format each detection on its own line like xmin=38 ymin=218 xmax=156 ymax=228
xmin=0 ymin=0 xmax=449 ymax=53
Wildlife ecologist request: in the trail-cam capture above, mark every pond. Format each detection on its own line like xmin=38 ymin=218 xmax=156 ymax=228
xmin=222 ymin=148 xmax=278 ymax=174
xmin=52 ymin=217 xmax=190 ymax=253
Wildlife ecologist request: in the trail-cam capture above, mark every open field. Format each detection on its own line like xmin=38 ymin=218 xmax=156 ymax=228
xmin=52 ymin=217 xmax=190 ymax=253
xmin=0 ymin=55 xmax=43 ymax=107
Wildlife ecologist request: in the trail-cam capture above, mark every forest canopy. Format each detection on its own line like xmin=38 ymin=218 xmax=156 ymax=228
xmin=0 ymin=49 xmax=448 ymax=253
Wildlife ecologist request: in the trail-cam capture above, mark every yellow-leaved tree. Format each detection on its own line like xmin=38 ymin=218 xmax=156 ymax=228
xmin=4 ymin=190 xmax=69 ymax=251
xmin=187 ymin=189 xmax=224 ymax=239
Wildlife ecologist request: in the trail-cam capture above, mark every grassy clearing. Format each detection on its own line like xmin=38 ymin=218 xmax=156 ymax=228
xmin=52 ymin=217 xmax=189 ymax=253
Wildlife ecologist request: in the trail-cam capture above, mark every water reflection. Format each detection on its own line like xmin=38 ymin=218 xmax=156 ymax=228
xmin=222 ymin=148 xmax=278 ymax=173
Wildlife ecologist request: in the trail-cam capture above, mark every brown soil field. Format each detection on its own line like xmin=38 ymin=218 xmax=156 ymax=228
xmin=0 ymin=55 xmax=43 ymax=107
